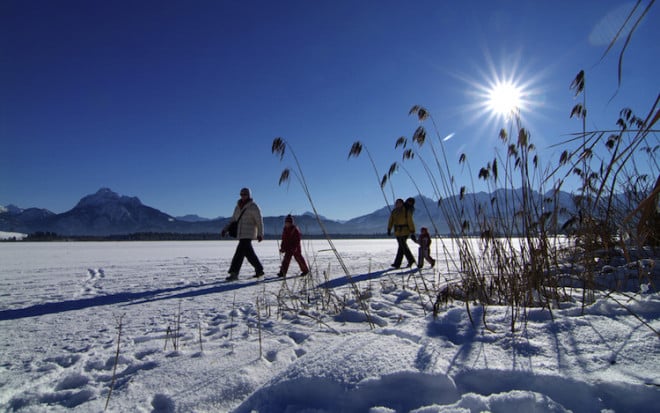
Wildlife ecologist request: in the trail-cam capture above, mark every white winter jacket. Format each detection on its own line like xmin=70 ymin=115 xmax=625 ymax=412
xmin=230 ymin=199 xmax=264 ymax=240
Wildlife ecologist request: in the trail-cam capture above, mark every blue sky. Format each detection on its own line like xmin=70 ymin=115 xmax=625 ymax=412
xmin=2 ymin=0 xmax=658 ymax=220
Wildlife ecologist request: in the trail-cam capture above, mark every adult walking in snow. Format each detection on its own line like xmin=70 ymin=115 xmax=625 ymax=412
xmin=404 ymin=197 xmax=418 ymax=242
xmin=277 ymin=215 xmax=309 ymax=278
xmin=387 ymin=198 xmax=416 ymax=268
xmin=221 ymin=187 xmax=265 ymax=281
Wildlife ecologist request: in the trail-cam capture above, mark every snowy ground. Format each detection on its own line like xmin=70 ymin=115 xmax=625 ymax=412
xmin=0 ymin=240 xmax=658 ymax=412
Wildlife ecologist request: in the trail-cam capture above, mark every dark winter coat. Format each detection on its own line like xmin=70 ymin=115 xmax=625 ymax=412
xmin=418 ymin=231 xmax=432 ymax=250
xmin=281 ymin=225 xmax=302 ymax=253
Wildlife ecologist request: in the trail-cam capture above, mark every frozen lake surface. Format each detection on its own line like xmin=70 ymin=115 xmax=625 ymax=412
xmin=1 ymin=240 xmax=658 ymax=412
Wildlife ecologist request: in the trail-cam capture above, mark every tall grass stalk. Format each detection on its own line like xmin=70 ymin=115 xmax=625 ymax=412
xmin=272 ymin=137 xmax=350 ymax=276
xmin=198 ymin=313 xmax=203 ymax=352
xmin=272 ymin=137 xmax=375 ymax=328
xmin=391 ymin=104 xmax=579 ymax=332
xmin=104 ymin=313 xmax=125 ymax=412
xmin=256 ymin=297 xmax=263 ymax=359
xmin=407 ymin=26 xmax=656 ymax=331
xmin=349 ymin=141 xmax=394 ymax=213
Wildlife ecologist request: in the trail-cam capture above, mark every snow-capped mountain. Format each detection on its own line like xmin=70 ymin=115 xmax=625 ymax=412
xmin=0 ymin=188 xmax=343 ymax=237
xmin=0 ymin=188 xmax=208 ymax=236
xmin=47 ymin=188 xmax=180 ymax=236
xmin=1 ymin=205 xmax=26 ymax=215
xmin=0 ymin=203 xmax=56 ymax=234
xmin=74 ymin=187 xmax=143 ymax=209
xmin=176 ymin=214 xmax=212 ymax=223
xmin=0 ymin=188 xmax=580 ymax=237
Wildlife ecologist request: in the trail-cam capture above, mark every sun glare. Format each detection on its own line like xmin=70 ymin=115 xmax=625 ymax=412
xmin=461 ymin=56 xmax=542 ymax=128
xmin=457 ymin=54 xmax=547 ymax=147
xmin=487 ymin=81 xmax=522 ymax=118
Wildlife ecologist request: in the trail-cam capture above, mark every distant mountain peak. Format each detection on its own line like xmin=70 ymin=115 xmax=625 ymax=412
xmin=1 ymin=204 xmax=26 ymax=215
xmin=1 ymin=188 xmax=581 ymax=237
xmin=75 ymin=188 xmax=143 ymax=209
xmin=302 ymin=211 xmax=327 ymax=220
xmin=176 ymin=214 xmax=210 ymax=222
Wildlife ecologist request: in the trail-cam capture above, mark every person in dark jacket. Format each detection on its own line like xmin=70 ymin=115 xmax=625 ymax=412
xmin=221 ymin=187 xmax=265 ymax=281
xmin=416 ymin=227 xmax=436 ymax=268
xmin=387 ymin=198 xmax=416 ymax=268
xmin=277 ymin=215 xmax=309 ymax=277
xmin=404 ymin=197 xmax=416 ymax=215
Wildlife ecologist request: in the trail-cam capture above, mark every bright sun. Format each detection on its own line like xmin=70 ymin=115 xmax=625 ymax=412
xmin=465 ymin=60 xmax=539 ymax=126
xmin=461 ymin=58 xmax=543 ymax=136
xmin=487 ymin=81 xmax=523 ymax=118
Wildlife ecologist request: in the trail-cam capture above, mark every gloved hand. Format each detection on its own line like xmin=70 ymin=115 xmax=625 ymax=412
xmin=387 ymin=229 xmax=391 ymax=236
xmin=410 ymin=234 xmax=417 ymax=242
xmin=257 ymin=235 xmax=263 ymax=242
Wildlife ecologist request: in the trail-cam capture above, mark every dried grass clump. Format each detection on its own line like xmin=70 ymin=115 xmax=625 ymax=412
xmin=365 ymin=3 xmax=658 ymax=333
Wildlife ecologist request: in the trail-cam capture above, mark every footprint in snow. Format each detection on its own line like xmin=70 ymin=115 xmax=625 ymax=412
xmin=81 ymin=268 xmax=105 ymax=294
xmin=86 ymin=268 xmax=104 ymax=279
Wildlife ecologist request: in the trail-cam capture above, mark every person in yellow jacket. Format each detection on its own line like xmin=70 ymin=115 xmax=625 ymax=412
xmin=387 ymin=198 xmax=416 ymax=268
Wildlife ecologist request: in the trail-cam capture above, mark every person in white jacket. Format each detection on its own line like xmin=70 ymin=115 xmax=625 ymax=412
xmin=222 ymin=187 xmax=265 ymax=281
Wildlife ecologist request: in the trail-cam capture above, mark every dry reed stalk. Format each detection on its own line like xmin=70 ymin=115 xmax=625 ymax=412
xmin=104 ymin=313 xmax=125 ymax=412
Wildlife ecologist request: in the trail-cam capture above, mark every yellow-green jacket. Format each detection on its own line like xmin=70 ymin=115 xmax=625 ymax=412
xmin=388 ymin=207 xmax=415 ymax=237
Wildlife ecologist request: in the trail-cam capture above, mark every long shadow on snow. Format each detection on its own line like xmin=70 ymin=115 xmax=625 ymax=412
xmin=127 ymin=270 xmax=405 ymax=306
xmin=0 ymin=279 xmax=260 ymax=320
xmin=0 ymin=271 xmax=405 ymax=321
xmin=127 ymin=269 xmax=410 ymax=306
xmin=121 ymin=276 xmax=292 ymax=306
xmin=318 ymin=269 xmax=413 ymax=289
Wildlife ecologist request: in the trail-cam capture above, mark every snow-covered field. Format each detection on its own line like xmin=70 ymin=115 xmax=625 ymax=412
xmin=1 ymin=240 xmax=658 ymax=412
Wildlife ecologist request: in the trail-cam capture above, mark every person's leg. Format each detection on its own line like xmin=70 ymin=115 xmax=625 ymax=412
xmin=393 ymin=237 xmax=406 ymax=267
xmin=243 ymin=239 xmax=264 ymax=275
xmin=293 ymin=251 xmax=309 ymax=274
xmin=402 ymin=238 xmax=416 ymax=267
xmin=280 ymin=252 xmax=292 ymax=276
xmin=228 ymin=241 xmax=247 ymax=275
xmin=422 ymin=248 xmax=435 ymax=267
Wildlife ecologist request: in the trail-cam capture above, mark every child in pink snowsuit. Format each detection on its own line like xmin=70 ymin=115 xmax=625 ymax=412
xmin=417 ymin=227 xmax=436 ymax=268
xmin=278 ymin=215 xmax=310 ymax=277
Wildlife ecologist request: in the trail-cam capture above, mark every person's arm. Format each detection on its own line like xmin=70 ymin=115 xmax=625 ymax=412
xmin=407 ymin=212 xmax=415 ymax=235
xmin=222 ymin=204 xmax=240 ymax=233
xmin=255 ymin=204 xmax=264 ymax=241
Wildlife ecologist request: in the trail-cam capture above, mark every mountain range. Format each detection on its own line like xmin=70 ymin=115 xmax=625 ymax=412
xmin=0 ymin=187 xmax=578 ymax=237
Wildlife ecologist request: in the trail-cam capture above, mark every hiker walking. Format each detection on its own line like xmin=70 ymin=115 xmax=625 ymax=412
xmin=221 ymin=187 xmax=265 ymax=281
xmin=277 ymin=214 xmax=309 ymax=278
xmin=387 ymin=198 xmax=416 ymax=268
xmin=415 ymin=227 xmax=436 ymax=268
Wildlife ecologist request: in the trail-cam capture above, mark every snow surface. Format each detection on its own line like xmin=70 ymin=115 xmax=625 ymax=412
xmin=0 ymin=240 xmax=658 ymax=412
